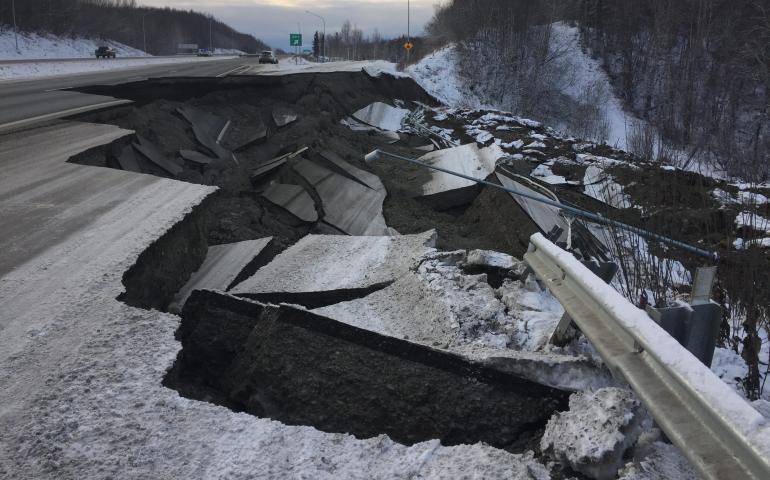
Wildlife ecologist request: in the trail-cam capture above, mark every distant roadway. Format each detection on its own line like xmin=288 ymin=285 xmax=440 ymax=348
xmin=0 ymin=56 xmax=254 ymax=132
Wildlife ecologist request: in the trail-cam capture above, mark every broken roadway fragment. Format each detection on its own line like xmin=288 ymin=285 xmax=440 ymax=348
xmin=229 ymin=231 xmax=435 ymax=307
xmin=132 ymin=135 xmax=184 ymax=177
xmin=249 ymin=147 xmax=309 ymax=183
xmin=116 ymin=144 xmax=143 ymax=173
xmin=293 ymin=158 xmax=389 ymax=236
xmin=272 ymin=105 xmax=298 ymax=127
xmin=171 ymin=290 xmax=568 ymax=449
xmin=318 ymin=150 xmax=386 ymax=195
xmin=260 ymin=183 xmax=318 ymax=223
xmin=178 ymin=149 xmax=215 ymax=167
xmin=352 ymin=101 xmax=410 ymax=131
xmin=168 ymin=237 xmax=274 ymax=314
xmin=177 ymin=106 xmax=232 ymax=160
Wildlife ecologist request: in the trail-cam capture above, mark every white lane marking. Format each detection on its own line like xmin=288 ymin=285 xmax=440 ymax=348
xmin=215 ymin=65 xmax=247 ymax=78
xmin=0 ymin=99 xmax=133 ymax=133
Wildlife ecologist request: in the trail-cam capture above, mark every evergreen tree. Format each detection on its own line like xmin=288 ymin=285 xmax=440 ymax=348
xmin=312 ymin=31 xmax=320 ymax=58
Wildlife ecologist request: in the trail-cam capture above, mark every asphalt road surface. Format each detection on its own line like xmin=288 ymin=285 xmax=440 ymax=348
xmin=0 ymin=56 xmax=254 ymax=132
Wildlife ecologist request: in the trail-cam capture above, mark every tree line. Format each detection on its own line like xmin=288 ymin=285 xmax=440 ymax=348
xmin=0 ymin=0 xmax=268 ymax=55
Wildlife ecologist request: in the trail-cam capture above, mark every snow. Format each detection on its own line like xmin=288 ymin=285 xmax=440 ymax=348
xmin=502 ymin=139 xmax=525 ymax=150
xmin=531 ymin=164 xmax=573 ymax=186
xmin=0 ymin=56 xmax=232 ymax=80
xmin=466 ymin=250 xmax=517 ymax=270
xmin=733 ymin=237 xmax=770 ymax=250
xmin=550 ymin=22 xmax=640 ymax=149
xmin=618 ymin=441 xmax=699 ymax=480
xmin=583 ymin=164 xmax=632 ymax=209
xmin=0 ymin=27 xmax=147 ymax=60
xmin=735 ymin=211 xmax=770 ymax=233
xmin=541 ymin=387 xmax=645 ymax=480
xmin=738 ymin=191 xmax=770 ymax=205
xmin=406 ymin=45 xmax=488 ymax=109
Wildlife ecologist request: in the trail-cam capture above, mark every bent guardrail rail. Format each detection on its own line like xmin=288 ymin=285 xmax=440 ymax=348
xmin=524 ymin=233 xmax=770 ymax=480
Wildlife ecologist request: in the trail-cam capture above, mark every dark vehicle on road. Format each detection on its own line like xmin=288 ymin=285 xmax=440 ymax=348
xmin=95 ymin=46 xmax=116 ymax=59
xmin=259 ymin=50 xmax=279 ymax=64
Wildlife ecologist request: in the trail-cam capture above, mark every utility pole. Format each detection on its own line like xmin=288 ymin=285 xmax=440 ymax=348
xmin=12 ymin=0 xmax=19 ymax=53
xmin=305 ymin=10 xmax=326 ymax=62
xmin=209 ymin=17 xmax=213 ymax=52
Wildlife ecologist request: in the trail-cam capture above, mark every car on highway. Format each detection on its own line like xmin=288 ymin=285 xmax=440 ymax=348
xmin=197 ymin=48 xmax=213 ymax=57
xmin=258 ymin=50 xmax=279 ymax=64
xmin=94 ymin=46 xmax=116 ymax=59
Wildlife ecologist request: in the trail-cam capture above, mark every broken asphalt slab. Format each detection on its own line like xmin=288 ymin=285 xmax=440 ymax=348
xmin=168 ymin=237 xmax=274 ymax=314
xmin=261 ymin=183 xmax=318 ymax=223
xmin=229 ymin=231 xmax=436 ymax=306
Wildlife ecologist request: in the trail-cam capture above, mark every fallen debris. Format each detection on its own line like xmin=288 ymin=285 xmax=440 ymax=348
xmin=133 ymin=135 xmax=184 ymax=177
xmin=261 ymin=183 xmax=318 ymax=223
xmin=272 ymin=105 xmax=298 ymax=127
xmin=229 ymin=231 xmax=436 ymax=305
xmin=168 ymin=237 xmax=273 ymax=313
xmin=352 ymin=101 xmax=410 ymax=131
xmin=293 ymin=158 xmax=389 ymax=236
xmin=177 ymin=106 xmax=232 ymax=160
xmin=541 ymin=387 xmax=646 ymax=480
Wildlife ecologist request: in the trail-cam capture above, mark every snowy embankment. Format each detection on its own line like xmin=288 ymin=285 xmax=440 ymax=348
xmin=407 ymin=23 xmax=643 ymax=151
xmin=0 ymin=27 xmax=147 ymax=60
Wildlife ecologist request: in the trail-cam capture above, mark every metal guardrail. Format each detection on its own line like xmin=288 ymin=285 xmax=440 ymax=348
xmin=524 ymin=233 xmax=770 ymax=480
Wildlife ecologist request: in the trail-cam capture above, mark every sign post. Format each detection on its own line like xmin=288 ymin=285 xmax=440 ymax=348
xmin=290 ymin=33 xmax=302 ymax=64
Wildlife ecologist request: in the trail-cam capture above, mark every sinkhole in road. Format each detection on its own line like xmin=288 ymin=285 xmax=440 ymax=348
xmin=163 ymin=289 xmax=569 ymax=452
xmin=64 ymin=71 xmax=569 ymax=452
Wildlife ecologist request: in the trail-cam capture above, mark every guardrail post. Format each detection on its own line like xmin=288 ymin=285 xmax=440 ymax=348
xmin=550 ymin=259 xmax=618 ymax=346
xmin=645 ymin=267 xmax=721 ymax=367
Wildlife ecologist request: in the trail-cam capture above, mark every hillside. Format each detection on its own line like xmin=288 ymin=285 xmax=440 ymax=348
xmin=0 ymin=0 xmax=268 ymax=56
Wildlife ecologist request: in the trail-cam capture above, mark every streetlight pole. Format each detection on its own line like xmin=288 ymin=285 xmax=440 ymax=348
xmin=12 ymin=0 xmax=19 ymax=53
xmin=305 ymin=10 xmax=326 ymax=62
xmin=209 ymin=17 xmax=213 ymax=53
xmin=142 ymin=12 xmax=150 ymax=55
xmin=407 ymin=0 xmax=411 ymax=63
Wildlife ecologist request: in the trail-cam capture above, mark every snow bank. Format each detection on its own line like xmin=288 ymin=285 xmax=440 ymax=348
xmin=406 ymin=45 xmax=489 ymax=109
xmin=0 ymin=27 xmax=147 ymax=60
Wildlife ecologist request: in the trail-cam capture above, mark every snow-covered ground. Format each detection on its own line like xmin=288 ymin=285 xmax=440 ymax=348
xmin=0 ymin=27 xmax=147 ymax=60
xmin=406 ymin=45 xmax=490 ymax=109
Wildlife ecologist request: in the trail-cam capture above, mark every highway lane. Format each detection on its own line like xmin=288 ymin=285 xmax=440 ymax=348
xmin=0 ymin=56 xmax=255 ymax=132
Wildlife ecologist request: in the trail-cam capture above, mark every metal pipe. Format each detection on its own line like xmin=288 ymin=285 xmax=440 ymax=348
xmin=365 ymin=149 xmax=717 ymax=260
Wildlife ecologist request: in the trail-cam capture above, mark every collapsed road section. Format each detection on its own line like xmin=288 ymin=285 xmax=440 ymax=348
xmin=1 ymin=66 xmax=727 ymax=479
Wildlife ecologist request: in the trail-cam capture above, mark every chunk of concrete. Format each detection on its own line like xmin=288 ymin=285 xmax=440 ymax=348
xmin=318 ymin=150 xmax=385 ymax=195
xmin=168 ymin=237 xmax=273 ymax=314
xmin=117 ymin=144 xmax=143 ymax=173
xmin=229 ymin=231 xmax=436 ymax=303
xmin=293 ymin=158 xmax=389 ymax=236
xmin=179 ymin=149 xmax=215 ymax=167
xmin=272 ymin=106 xmax=298 ymax=127
xmin=352 ymin=102 xmax=409 ymax=132
xmin=177 ymin=106 xmax=232 ymax=160
xmin=466 ymin=249 xmax=517 ymax=270
xmin=261 ymin=183 xmax=318 ymax=223
xmin=496 ymin=172 xmax=570 ymax=244
xmin=228 ymin=118 xmax=268 ymax=152
xmin=418 ymin=143 xmax=503 ymax=196
xmin=340 ymin=116 xmax=400 ymax=143
xmin=132 ymin=136 xmax=183 ymax=177
xmin=173 ymin=290 xmax=569 ymax=450
xmin=541 ymin=387 xmax=645 ymax=480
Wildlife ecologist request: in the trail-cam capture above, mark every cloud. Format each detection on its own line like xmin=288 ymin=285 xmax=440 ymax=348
xmin=138 ymin=0 xmax=439 ymax=49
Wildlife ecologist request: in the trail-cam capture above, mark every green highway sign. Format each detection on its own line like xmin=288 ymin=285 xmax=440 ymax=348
xmin=290 ymin=33 xmax=302 ymax=47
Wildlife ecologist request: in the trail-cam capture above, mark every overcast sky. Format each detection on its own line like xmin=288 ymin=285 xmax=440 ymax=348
xmin=139 ymin=0 xmax=440 ymax=50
